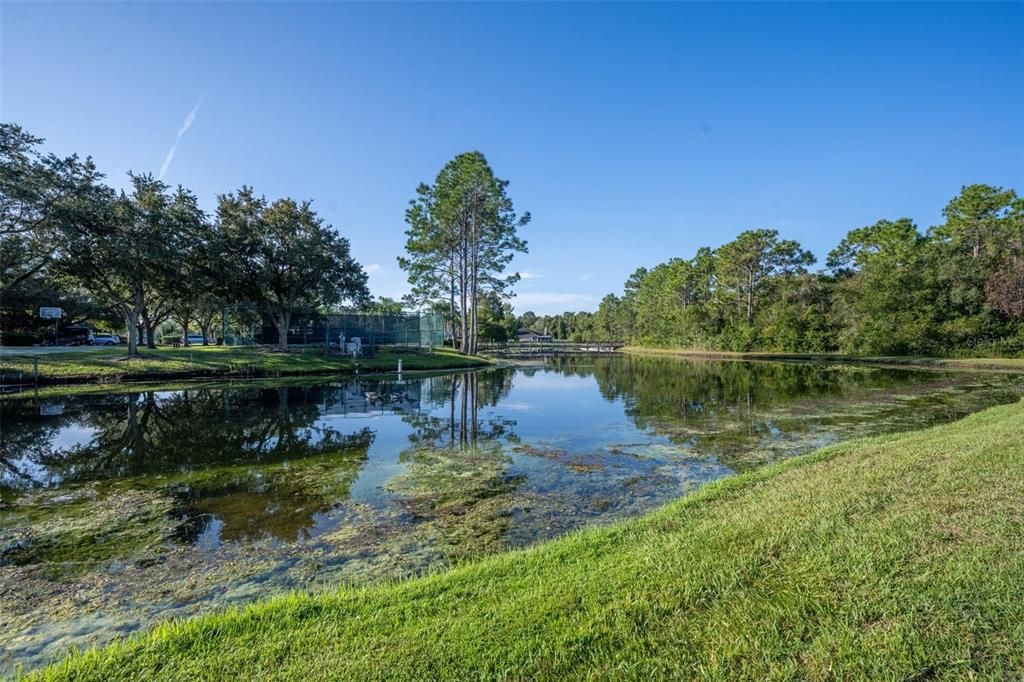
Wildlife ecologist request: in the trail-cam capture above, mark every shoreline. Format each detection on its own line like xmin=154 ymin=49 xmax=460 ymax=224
xmin=31 ymin=397 xmax=1024 ymax=679
xmin=0 ymin=367 xmax=497 ymax=400
xmin=0 ymin=346 xmax=491 ymax=387
xmin=619 ymin=345 xmax=1024 ymax=373
xmin=6 ymin=345 xmax=1023 ymax=387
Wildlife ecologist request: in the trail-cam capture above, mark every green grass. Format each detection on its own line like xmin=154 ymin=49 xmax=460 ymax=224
xmin=0 ymin=346 xmax=489 ymax=384
xmin=622 ymin=346 xmax=1024 ymax=373
xmin=32 ymin=399 xmax=1024 ymax=680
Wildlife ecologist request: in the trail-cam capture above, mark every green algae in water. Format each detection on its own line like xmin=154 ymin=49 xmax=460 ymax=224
xmin=384 ymin=444 xmax=529 ymax=560
xmin=0 ymin=486 xmax=177 ymax=569
xmin=387 ymin=444 xmax=518 ymax=511
xmin=2 ymin=359 xmax=1023 ymax=674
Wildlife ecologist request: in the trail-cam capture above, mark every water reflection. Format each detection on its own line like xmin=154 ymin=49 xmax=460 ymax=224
xmin=16 ymin=390 xmax=358 ymax=475
xmin=390 ymin=372 xmax=525 ymax=558
xmin=549 ymin=355 xmax=1018 ymax=469
xmin=2 ymin=358 xmax=1023 ymax=674
xmin=395 ymin=371 xmax=513 ymax=446
xmin=0 ymin=374 xmax=524 ymax=548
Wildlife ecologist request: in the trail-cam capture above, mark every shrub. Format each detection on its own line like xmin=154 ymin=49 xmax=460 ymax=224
xmin=0 ymin=331 xmax=42 ymax=346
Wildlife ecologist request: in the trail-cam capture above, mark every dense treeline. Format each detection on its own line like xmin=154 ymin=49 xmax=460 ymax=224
xmin=2 ymin=124 xmax=533 ymax=353
xmin=520 ymin=185 xmax=1023 ymax=357
xmin=515 ymin=310 xmax=597 ymax=342
xmin=0 ymin=123 xmax=370 ymax=352
xmin=5 ymin=121 xmax=1020 ymax=358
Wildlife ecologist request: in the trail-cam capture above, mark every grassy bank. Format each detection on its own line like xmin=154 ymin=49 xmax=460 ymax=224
xmin=622 ymin=345 xmax=1024 ymax=373
xmin=0 ymin=346 xmax=489 ymax=384
xmin=35 ymin=399 xmax=1024 ymax=680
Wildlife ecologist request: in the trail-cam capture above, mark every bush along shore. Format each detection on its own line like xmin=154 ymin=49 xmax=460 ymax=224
xmin=34 ymin=398 xmax=1024 ymax=680
xmin=0 ymin=346 xmax=490 ymax=385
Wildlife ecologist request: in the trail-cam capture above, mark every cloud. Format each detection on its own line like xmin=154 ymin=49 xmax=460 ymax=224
xmin=518 ymin=270 xmax=545 ymax=280
xmin=512 ymin=292 xmax=597 ymax=308
xmin=364 ymin=263 xmax=382 ymax=274
xmin=158 ymin=96 xmax=203 ymax=180
xmin=580 ymin=274 xmax=592 ymax=281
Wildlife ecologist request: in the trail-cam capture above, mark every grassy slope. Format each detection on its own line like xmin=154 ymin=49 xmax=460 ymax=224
xmin=0 ymin=346 xmax=488 ymax=383
xmin=36 ymin=399 xmax=1024 ymax=680
xmin=622 ymin=345 xmax=1024 ymax=372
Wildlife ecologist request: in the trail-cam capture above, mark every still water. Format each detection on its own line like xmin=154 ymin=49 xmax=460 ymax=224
xmin=2 ymin=355 xmax=1023 ymax=672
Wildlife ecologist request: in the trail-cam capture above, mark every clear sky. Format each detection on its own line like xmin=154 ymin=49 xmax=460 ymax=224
xmin=3 ymin=2 xmax=1022 ymax=313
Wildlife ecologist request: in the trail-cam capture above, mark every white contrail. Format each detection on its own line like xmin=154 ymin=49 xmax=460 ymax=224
xmin=158 ymin=96 xmax=203 ymax=180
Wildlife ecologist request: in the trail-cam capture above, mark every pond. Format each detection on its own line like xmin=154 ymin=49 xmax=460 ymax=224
xmin=2 ymin=355 xmax=1023 ymax=673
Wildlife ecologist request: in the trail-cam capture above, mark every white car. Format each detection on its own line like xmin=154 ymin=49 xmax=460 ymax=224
xmin=92 ymin=333 xmax=120 ymax=346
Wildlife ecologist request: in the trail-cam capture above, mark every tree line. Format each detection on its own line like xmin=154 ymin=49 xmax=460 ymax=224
xmin=6 ymin=120 xmax=1018 ymax=358
xmin=1 ymin=124 xmax=533 ymax=354
xmin=0 ymin=124 xmax=378 ymax=352
xmin=519 ymin=185 xmax=1023 ymax=356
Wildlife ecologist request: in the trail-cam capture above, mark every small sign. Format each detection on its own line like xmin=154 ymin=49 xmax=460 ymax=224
xmin=39 ymin=307 xmax=62 ymax=319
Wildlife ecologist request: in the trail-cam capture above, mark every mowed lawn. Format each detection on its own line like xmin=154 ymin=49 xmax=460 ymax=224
xmin=0 ymin=345 xmax=488 ymax=383
xmin=35 ymin=399 xmax=1024 ymax=680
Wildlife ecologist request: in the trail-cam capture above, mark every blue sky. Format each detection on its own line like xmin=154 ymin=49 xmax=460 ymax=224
xmin=3 ymin=2 xmax=1022 ymax=314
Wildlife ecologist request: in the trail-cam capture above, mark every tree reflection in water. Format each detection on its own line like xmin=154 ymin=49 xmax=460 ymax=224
xmin=399 ymin=369 xmax=517 ymax=449
xmin=387 ymin=369 xmax=525 ymax=559
xmin=2 ymin=384 xmax=377 ymax=543
xmin=546 ymin=354 xmax=1024 ymax=470
xmin=3 ymin=360 xmax=1024 ymax=676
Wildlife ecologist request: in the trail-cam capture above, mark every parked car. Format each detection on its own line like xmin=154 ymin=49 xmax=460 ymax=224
xmin=184 ymin=334 xmax=205 ymax=345
xmin=59 ymin=327 xmax=94 ymax=346
xmin=92 ymin=333 xmax=120 ymax=346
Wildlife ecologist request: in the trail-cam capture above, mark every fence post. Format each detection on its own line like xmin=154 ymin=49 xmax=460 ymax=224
xmin=34 ymin=356 xmax=39 ymax=384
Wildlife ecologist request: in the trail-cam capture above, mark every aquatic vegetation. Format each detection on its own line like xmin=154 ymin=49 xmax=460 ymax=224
xmin=2 ymin=358 xmax=1023 ymax=675
xmin=385 ymin=444 xmax=525 ymax=559
xmin=512 ymin=443 xmax=605 ymax=473
xmin=388 ymin=445 xmax=517 ymax=510
xmin=0 ymin=487 xmax=177 ymax=568
xmin=162 ymin=443 xmax=370 ymax=544
xmin=33 ymin=399 xmax=1024 ymax=680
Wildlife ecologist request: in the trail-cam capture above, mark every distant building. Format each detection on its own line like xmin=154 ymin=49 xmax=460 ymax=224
xmin=516 ymin=327 xmax=552 ymax=342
